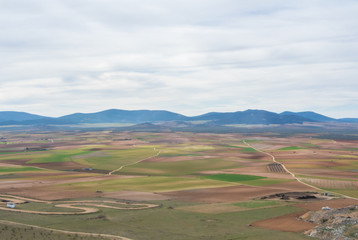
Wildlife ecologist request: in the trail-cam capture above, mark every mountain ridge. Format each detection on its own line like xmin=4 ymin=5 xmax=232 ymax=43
xmin=0 ymin=109 xmax=357 ymax=126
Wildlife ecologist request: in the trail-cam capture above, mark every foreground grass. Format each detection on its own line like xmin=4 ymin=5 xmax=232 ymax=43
xmin=0 ymin=201 xmax=312 ymax=240
xmin=0 ymin=222 xmax=103 ymax=240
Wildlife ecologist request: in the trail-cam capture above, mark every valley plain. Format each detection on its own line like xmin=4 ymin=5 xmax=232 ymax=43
xmin=0 ymin=127 xmax=357 ymax=239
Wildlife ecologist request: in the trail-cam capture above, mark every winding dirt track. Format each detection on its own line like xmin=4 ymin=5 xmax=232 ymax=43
xmin=0 ymin=194 xmax=159 ymax=239
xmin=243 ymin=140 xmax=358 ymax=201
xmin=0 ymin=194 xmax=158 ymax=215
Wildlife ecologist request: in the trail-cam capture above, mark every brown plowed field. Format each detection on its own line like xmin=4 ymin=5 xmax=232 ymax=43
xmin=294 ymin=198 xmax=358 ymax=210
xmin=251 ymin=198 xmax=358 ymax=233
xmin=161 ymin=182 xmax=315 ymax=203
xmin=104 ymin=191 xmax=169 ymax=201
xmin=252 ymin=211 xmax=317 ymax=232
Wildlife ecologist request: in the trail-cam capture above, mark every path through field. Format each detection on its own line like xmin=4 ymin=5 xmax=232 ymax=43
xmin=243 ymin=140 xmax=358 ymax=201
xmin=108 ymin=148 xmax=161 ymax=175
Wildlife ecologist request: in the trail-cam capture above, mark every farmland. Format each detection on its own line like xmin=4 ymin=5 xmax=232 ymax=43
xmin=0 ymin=129 xmax=357 ymax=239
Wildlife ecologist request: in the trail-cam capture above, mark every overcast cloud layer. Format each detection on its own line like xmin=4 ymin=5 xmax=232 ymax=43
xmin=1 ymin=0 xmax=358 ymax=118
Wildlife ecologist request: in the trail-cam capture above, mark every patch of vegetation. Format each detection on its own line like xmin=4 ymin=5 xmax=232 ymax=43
xmin=345 ymin=225 xmax=358 ymax=239
xmin=0 ymin=151 xmax=27 ymax=155
xmin=158 ymin=153 xmax=202 ymax=157
xmin=122 ymin=158 xmax=242 ymax=176
xmin=243 ymin=139 xmax=262 ymax=143
xmin=240 ymin=147 xmax=257 ymax=152
xmin=204 ymin=173 xmax=266 ymax=182
xmin=0 ymin=166 xmax=43 ymax=173
xmin=278 ymin=146 xmax=304 ymax=151
xmin=81 ymin=148 xmax=157 ymax=170
xmin=222 ymin=145 xmax=241 ymax=148
xmin=234 ymin=200 xmax=281 ymax=209
xmin=14 ymin=202 xmax=80 ymax=213
xmin=0 ymin=174 xmax=23 ymax=179
xmin=301 ymin=143 xmax=320 ymax=148
xmin=242 ymin=178 xmax=293 ymax=186
xmin=323 ymin=188 xmax=358 ymax=198
xmin=344 ymin=148 xmax=358 ymax=151
xmin=0 ymin=223 xmax=102 ymax=240
xmin=59 ymin=176 xmax=237 ymax=192
xmin=27 ymin=150 xmax=93 ymax=164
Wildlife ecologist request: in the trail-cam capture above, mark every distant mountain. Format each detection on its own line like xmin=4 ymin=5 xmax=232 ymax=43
xmin=0 ymin=111 xmax=46 ymax=122
xmin=338 ymin=118 xmax=358 ymax=123
xmin=280 ymin=111 xmax=335 ymax=122
xmin=193 ymin=110 xmax=313 ymax=124
xmin=0 ymin=109 xmax=357 ymax=126
xmin=57 ymin=109 xmax=188 ymax=124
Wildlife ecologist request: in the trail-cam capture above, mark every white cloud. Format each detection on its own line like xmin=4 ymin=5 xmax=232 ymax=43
xmin=0 ymin=0 xmax=357 ymax=118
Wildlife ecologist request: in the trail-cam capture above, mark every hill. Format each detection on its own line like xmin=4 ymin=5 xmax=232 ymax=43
xmin=280 ymin=111 xmax=335 ymax=122
xmin=57 ymin=109 xmax=188 ymax=123
xmin=0 ymin=111 xmax=45 ymax=122
xmin=193 ymin=110 xmax=313 ymax=124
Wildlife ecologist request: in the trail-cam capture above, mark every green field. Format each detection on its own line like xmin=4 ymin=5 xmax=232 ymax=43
xmin=204 ymin=173 xmax=266 ymax=182
xmin=278 ymin=146 xmax=305 ymax=151
xmin=121 ymin=158 xmax=242 ymax=176
xmin=240 ymin=147 xmax=257 ymax=152
xmin=0 ymin=166 xmax=43 ymax=173
xmin=59 ymin=176 xmax=238 ymax=192
xmin=78 ymin=148 xmax=156 ymax=170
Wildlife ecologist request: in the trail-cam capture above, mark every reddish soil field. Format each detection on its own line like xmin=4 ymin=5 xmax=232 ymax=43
xmin=143 ymin=155 xmax=215 ymax=163
xmin=251 ymin=198 xmax=358 ymax=233
xmin=103 ymin=191 xmax=169 ymax=201
xmin=251 ymin=211 xmax=317 ymax=232
xmin=161 ymin=182 xmax=315 ymax=203
xmin=294 ymin=198 xmax=358 ymax=211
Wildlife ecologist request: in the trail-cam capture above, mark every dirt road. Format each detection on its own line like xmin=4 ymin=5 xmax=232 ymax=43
xmin=0 ymin=194 xmax=158 ymax=215
xmin=243 ymin=140 xmax=358 ymax=201
xmin=108 ymin=148 xmax=160 ymax=175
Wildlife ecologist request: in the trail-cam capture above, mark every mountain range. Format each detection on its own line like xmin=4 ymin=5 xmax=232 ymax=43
xmin=0 ymin=109 xmax=357 ymax=126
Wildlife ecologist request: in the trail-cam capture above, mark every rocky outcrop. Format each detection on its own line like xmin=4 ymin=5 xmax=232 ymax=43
xmin=301 ymin=205 xmax=358 ymax=240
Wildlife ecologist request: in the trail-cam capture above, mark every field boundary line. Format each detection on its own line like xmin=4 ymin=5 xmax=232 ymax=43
xmin=108 ymin=148 xmax=160 ymax=175
xmin=242 ymin=140 xmax=358 ymax=201
xmin=0 ymin=219 xmax=132 ymax=240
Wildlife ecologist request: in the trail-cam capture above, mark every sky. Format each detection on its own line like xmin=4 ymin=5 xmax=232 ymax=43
xmin=0 ymin=0 xmax=358 ymax=118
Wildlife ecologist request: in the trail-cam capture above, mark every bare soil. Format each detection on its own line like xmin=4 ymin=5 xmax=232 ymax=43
xmin=251 ymin=211 xmax=317 ymax=232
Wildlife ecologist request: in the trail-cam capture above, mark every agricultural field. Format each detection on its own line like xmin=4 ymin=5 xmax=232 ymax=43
xmin=0 ymin=129 xmax=357 ymax=239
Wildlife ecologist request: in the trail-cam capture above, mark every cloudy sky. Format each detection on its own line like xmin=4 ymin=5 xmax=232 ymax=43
xmin=1 ymin=0 xmax=358 ymax=118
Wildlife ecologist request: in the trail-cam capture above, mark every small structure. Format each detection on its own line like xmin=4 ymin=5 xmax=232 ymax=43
xmin=6 ymin=202 xmax=15 ymax=208
xmin=322 ymin=206 xmax=331 ymax=211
